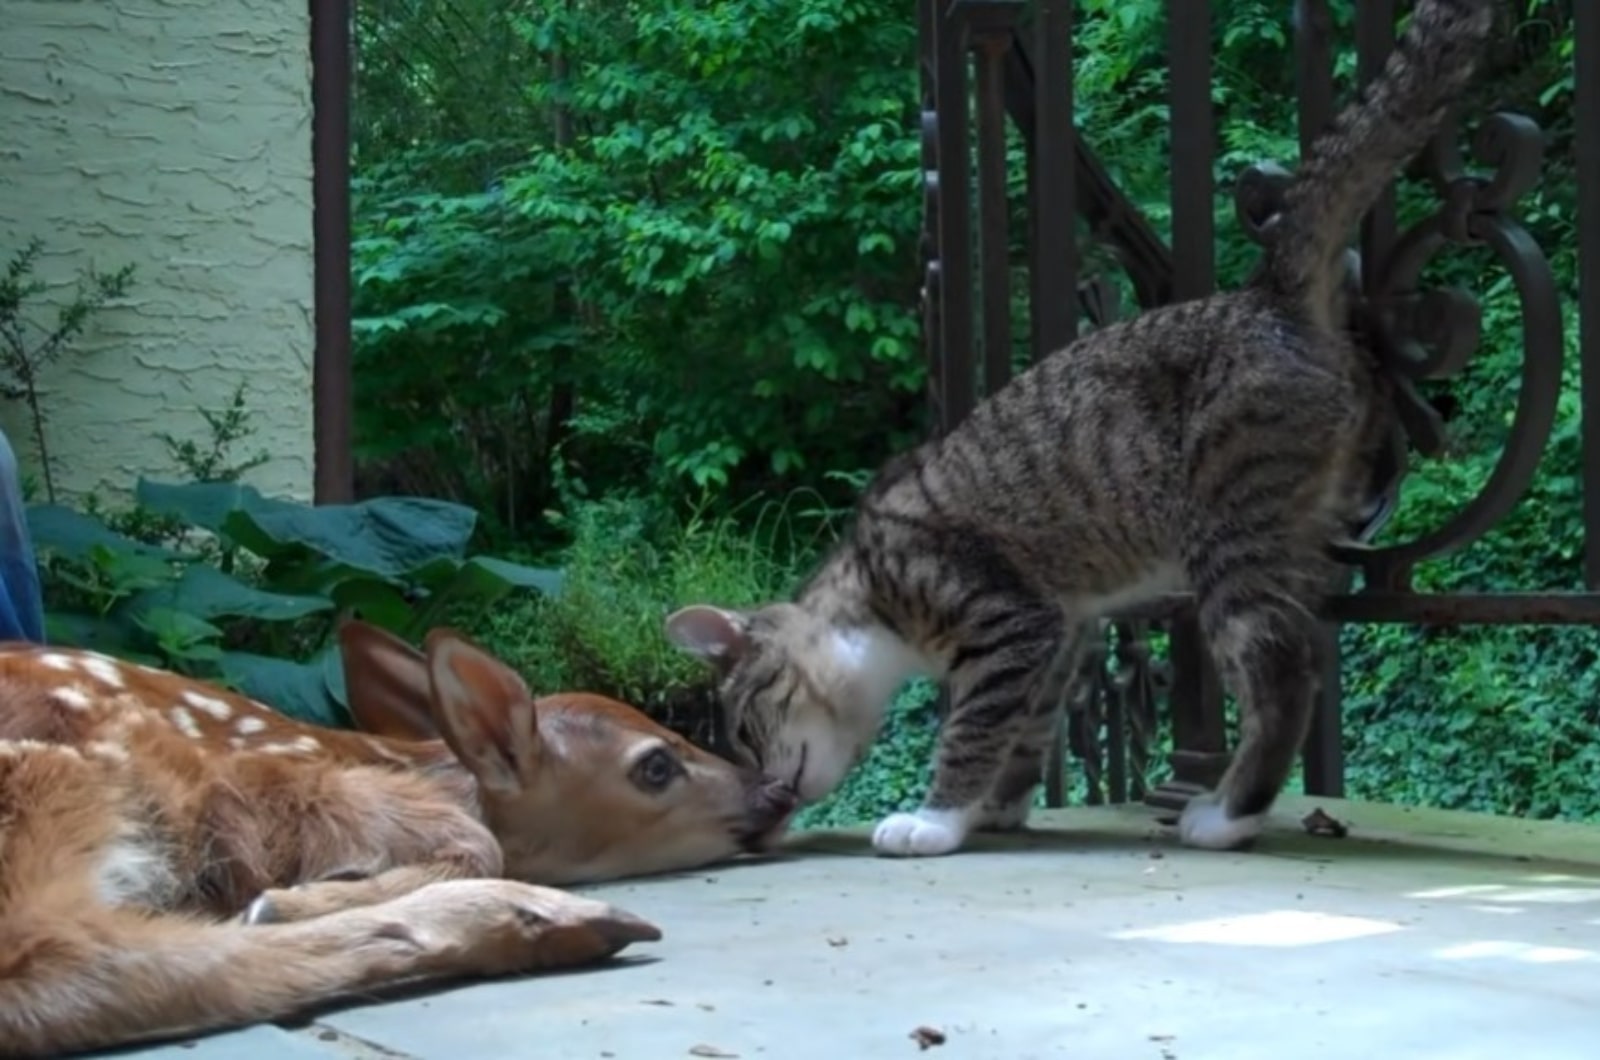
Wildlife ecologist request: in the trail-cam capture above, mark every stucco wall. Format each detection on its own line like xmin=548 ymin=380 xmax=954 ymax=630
xmin=0 ymin=0 xmax=314 ymax=506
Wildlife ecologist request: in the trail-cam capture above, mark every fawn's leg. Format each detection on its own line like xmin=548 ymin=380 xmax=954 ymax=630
xmin=0 ymin=880 xmax=660 ymax=1058
xmin=241 ymin=771 xmax=506 ymax=924
xmin=243 ymin=847 xmax=502 ymax=925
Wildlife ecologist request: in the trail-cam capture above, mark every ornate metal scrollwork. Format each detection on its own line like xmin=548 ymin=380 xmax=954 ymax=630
xmin=1234 ymin=110 xmax=1564 ymax=591
xmin=920 ymin=102 xmax=944 ymax=433
xmin=1055 ymin=619 xmax=1166 ymax=807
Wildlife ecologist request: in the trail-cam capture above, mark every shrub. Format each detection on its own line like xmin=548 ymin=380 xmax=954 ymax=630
xmin=30 ymin=479 xmax=560 ymax=727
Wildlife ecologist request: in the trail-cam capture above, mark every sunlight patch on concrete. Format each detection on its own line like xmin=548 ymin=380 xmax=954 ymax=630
xmin=1110 ymin=909 xmax=1405 ymax=947
xmin=1434 ymin=939 xmax=1599 ymax=964
xmin=1408 ymin=883 xmax=1512 ymax=899
xmin=1407 ymin=881 xmax=1600 ymax=904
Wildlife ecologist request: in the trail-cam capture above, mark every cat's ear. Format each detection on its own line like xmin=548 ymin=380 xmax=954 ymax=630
xmin=665 ymin=605 xmax=750 ymax=663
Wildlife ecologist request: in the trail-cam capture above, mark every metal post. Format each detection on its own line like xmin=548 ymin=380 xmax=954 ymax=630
xmin=311 ymin=0 xmax=353 ymax=504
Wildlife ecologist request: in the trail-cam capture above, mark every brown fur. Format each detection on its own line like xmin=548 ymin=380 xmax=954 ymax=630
xmin=0 ymin=622 xmax=794 ymax=1056
xmin=665 ymin=0 xmax=1496 ymax=858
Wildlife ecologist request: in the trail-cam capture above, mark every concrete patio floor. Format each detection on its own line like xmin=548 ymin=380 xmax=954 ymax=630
xmin=112 ymin=795 xmax=1600 ymax=1059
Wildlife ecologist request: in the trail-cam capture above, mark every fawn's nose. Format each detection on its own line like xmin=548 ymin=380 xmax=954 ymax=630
xmin=759 ymin=778 xmax=800 ymax=816
xmin=736 ymin=774 xmax=800 ymax=852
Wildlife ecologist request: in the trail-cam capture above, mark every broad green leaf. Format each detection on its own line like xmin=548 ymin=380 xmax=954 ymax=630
xmin=404 ymin=555 xmax=564 ymax=634
xmin=40 ymin=610 xmax=145 ymax=658
xmin=126 ymin=564 xmax=333 ymax=624
xmin=135 ymin=479 xmax=264 ymax=535
xmin=322 ymin=645 xmax=349 ymax=710
xmin=218 ymin=649 xmax=350 ymax=729
xmin=221 ymin=496 xmax=479 ymax=581
xmin=132 ymin=607 xmax=226 ymax=646
xmin=90 ymin=544 xmax=177 ymax=595
xmin=329 ymin=576 xmax=417 ymax=634
xmin=467 ymin=556 xmax=565 ymax=597
xmin=27 ymin=505 xmax=181 ymax=563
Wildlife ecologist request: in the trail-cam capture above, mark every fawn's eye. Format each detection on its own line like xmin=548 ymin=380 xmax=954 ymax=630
xmin=631 ymin=747 xmax=682 ymax=794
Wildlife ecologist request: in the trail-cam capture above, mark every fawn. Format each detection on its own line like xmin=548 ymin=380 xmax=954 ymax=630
xmin=0 ymin=619 xmax=798 ymax=1057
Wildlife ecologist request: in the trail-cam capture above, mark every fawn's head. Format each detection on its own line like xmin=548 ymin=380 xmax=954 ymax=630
xmin=338 ymin=621 xmax=798 ymax=885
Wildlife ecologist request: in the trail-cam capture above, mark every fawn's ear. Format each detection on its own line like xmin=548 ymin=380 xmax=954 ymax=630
xmin=664 ymin=605 xmax=750 ymax=664
xmin=423 ymin=628 xmax=541 ymax=794
xmin=337 ymin=619 xmax=441 ymax=740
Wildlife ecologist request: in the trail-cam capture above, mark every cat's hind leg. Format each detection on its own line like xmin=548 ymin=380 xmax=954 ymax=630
xmin=1178 ymin=559 xmax=1323 ymax=851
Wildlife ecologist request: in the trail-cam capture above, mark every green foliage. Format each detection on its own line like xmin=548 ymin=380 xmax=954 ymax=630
xmin=355 ymin=0 xmax=1592 ymax=826
xmin=350 ymin=0 xmax=925 ymax=537
xmin=457 ymin=488 xmax=936 ymax=827
xmin=0 ymin=238 xmax=136 ymax=503
xmin=158 ymin=382 xmax=271 ymax=485
xmin=1342 ymin=624 xmax=1600 ymax=818
xmin=32 ymin=481 xmax=561 ymax=727
xmin=469 ymin=490 xmax=830 ymax=709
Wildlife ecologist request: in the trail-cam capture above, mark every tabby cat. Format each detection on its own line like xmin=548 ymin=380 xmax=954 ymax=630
xmin=666 ymin=0 xmax=1496 ymax=857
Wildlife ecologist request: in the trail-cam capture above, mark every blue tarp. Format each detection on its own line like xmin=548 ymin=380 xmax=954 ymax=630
xmin=0 ymin=428 xmax=44 ymax=643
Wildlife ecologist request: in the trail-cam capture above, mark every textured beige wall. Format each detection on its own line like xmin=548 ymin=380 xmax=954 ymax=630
xmin=0 ymin=0 xmax=314 ymax=506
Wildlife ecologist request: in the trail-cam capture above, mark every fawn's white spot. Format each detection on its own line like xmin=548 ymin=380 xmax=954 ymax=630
xmin=167 ymin=707 xmax=203 ymax=739
xmin=79 ymin=655 xmax=126 ymax=689
xmin=234 ymin=715 xmax=267 ymax=735
xmin=49 ymin=686 xmax=94 ymax=712
xmin=258 ymin=735 xmax=322 ymax=755
xmin=0 ymin=738 xmax=80 ymax=760
xmin=182 ymin=690 xmax=233 ymax=722
xmin=84 ymin=740 xmax=130 ymax=764
xmin=38 ymin=653 xmax=75 ymax=672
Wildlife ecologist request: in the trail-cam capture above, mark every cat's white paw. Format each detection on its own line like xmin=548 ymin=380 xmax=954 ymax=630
xmin=1177 ymin=793 xmax=1265 ymax=851
xmin=872 ymin=808 xmax=971 ymax=857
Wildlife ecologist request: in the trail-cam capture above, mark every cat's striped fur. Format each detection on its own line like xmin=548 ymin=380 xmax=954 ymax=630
xmin=666 ymin=0 xmax=1497 ymax=856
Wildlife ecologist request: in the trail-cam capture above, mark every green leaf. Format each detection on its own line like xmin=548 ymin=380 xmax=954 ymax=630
xmin=41 ymin=610 xmax=146 ymax=659
xmin=89 ymin=544 xmax=176 ymax=595
xmin=27 ymin=505 xmax=181 ymax=564
xmin=467 ymin=556 xmax=565 ymax=597
xmin=322 ymin=645 xmax=349 ymax=711
xmin=329 ymin=576 xmax=417 ymax=633
xmin=133 ymin=607 xmax=226 ymax=646
xmin=135 ymin=478 xmax=263 ymax=535
xmin=404 ymin=556 xmax=564 ymax=634
xmin=218 ymin=649 xmax=350 ymax=729
xmin=221 ymin=496 xmax=480 ymax=580
xmin=126 ymin=564 xmax=333 ymax=624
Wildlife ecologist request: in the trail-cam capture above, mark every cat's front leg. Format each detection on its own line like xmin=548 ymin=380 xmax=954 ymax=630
xmin=873 ymin=623 xmax=1064 ymax=858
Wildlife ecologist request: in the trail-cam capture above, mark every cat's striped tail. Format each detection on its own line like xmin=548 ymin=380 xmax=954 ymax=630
xmin=1259 ymin=0 xmax=1496 ymax=329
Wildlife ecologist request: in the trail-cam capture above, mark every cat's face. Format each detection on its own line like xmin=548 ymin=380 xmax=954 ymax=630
xmin=664 ymin=604 xmax=874 ymax=805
